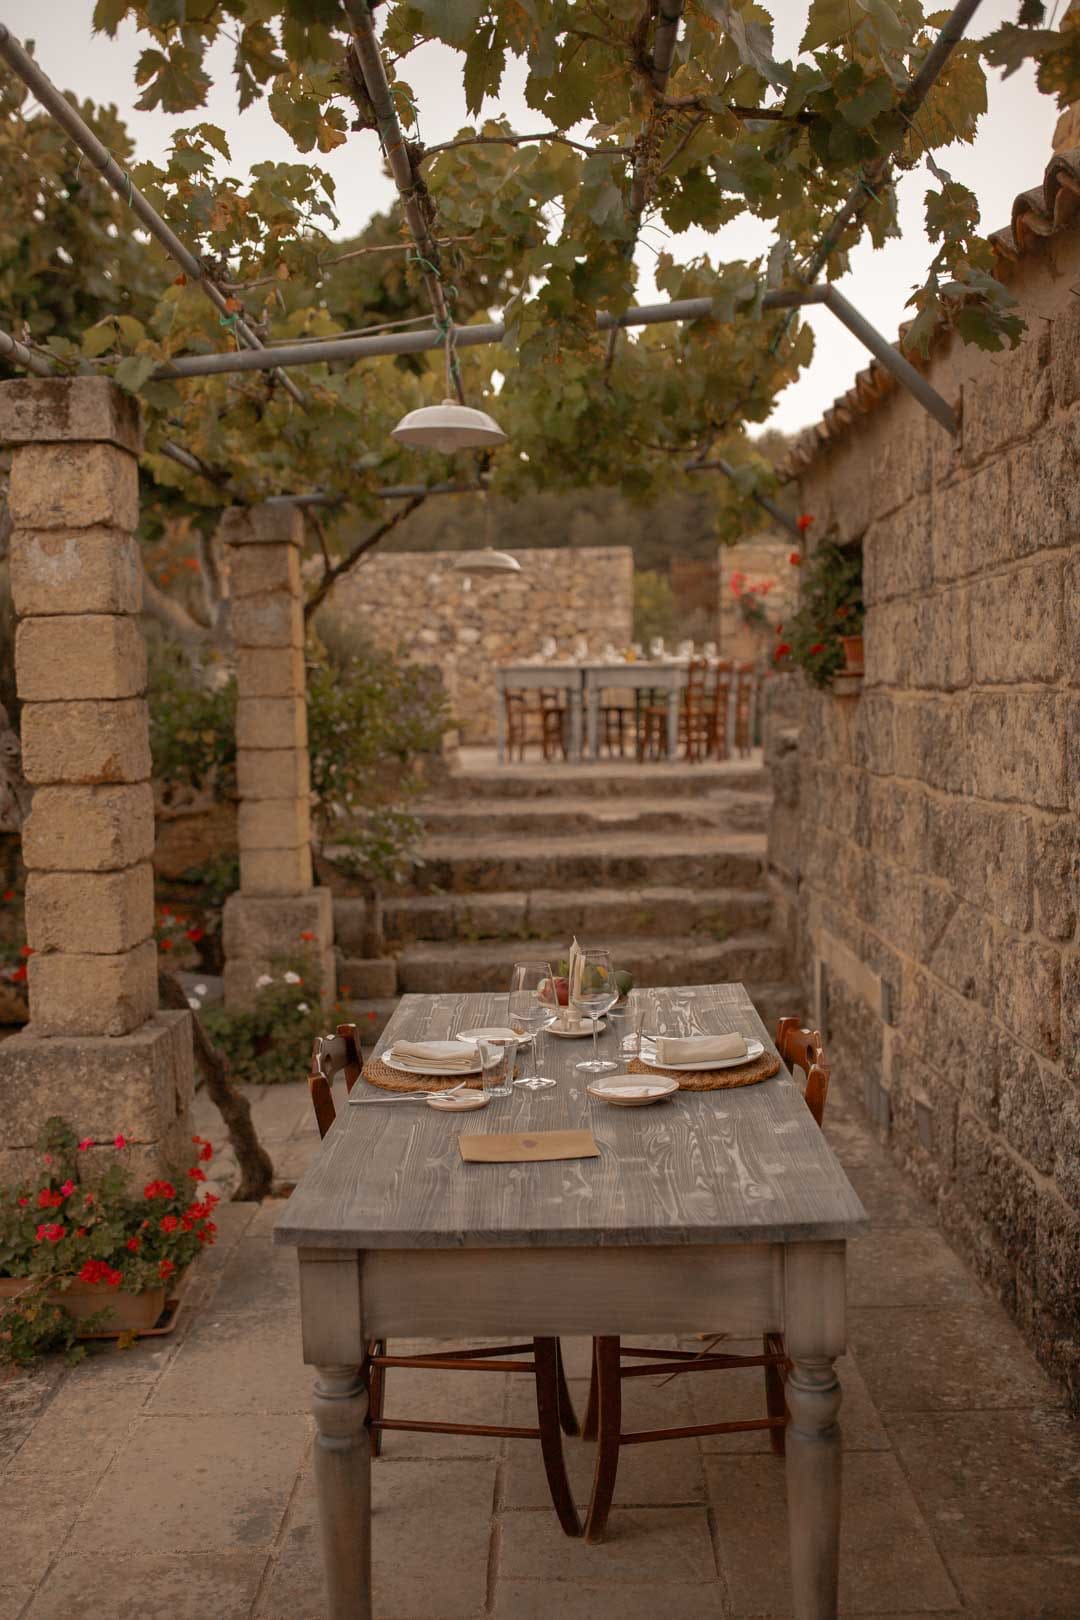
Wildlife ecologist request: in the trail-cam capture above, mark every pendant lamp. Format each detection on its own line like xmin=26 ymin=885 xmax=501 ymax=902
xmin=450 ymin=487 xmax=521 ymax=573
xmin=391 ymin=398 xmax=508 ymax=452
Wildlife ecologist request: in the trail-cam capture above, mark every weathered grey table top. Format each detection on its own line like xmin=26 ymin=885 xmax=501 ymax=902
xmin=274 ymin=984 xmax=867 ymax=1252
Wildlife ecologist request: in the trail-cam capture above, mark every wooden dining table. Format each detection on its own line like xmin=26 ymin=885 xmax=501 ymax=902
xmin=274 ymin=983 xmax=868 ymax=1620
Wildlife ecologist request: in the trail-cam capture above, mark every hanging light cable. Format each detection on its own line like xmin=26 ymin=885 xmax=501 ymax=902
xmin=392 ymin=313 xmax=508 ymax=452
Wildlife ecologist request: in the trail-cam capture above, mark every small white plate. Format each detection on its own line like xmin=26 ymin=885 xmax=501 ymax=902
xmin=587 ymin=1073 xmax=678 ymax=1107
xmin=380 ymin=1045 xmax=481 ymax=1078
xmin=548 ymin=1017 xmax=606 ymax=1040
xmin=638 ymin=1037 xmax=764 ymax=1073
xmin=427 ymin=1091 xmax=489 ymax=1112
xmin=455 ymin=1025 xmax=532 ymax=1046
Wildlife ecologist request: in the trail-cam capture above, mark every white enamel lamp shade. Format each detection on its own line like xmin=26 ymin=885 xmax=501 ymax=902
xmin=391 ymin=397 xmax=508 ymax=452
xmin=450 ymin=548 xmax=522 ymax=573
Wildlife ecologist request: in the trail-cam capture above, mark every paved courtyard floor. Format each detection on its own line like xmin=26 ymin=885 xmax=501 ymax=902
xmin=1 ymin=1072 xmax=1078 ymax=1619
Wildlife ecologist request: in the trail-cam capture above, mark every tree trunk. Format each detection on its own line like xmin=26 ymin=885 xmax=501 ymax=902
xmin=158 ymin=969 xmax=275 ymax=1201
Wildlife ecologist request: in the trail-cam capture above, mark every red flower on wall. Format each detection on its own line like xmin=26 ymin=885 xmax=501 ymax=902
xmin=159 ymin=1259 xmax=176 ymax=1281
xmin=796 ymin=514 xmax=814 ymax=533
xmin=37 ymin=1188 xmax=64 ymax=1209
xmin=185 ymin=926 xmax=204 ymax=943
xmin=36 ymin=1223 xmax=65 ymax=1243
xmin=809 ymin=643 xmax=826 ymax=655
xmin=144 ymin=1180 xmax=176 ymax=1201
xmin=788 ymin=552 xmax=801 ymax=567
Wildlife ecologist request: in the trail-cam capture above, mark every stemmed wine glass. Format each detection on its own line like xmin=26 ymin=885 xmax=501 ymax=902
xmin=571 ymin=948 xmax=620 ymax=1075
xmin=508 ymin=960 xmax=559 ymax=1090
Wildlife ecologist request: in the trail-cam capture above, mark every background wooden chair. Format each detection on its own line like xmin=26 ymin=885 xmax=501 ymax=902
xmin=502 ymin=688 xmax=568 ymax=762
xmin=581 ymin=1019 xmax=832 ymax=1541
xmin=708 ymin=659 xmax=733 ymax=759
xmin=307 ymin=1026 xmax=582 ymax=1537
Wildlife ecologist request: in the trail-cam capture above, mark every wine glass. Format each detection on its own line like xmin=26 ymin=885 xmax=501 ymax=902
xmin=649 ymin=636 xmax=665 ymax=661
xmin=508 ymin=960 xmax=559 ymax=1090
xmin=571 ymin=948 xmax=620 ymax=1075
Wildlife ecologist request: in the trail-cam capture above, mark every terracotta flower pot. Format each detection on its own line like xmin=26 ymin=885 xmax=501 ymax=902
xmin=839 ymin=634 xmax=864 ymax=675
xmin=0 ymin=1274 xmax=168 ymax=1334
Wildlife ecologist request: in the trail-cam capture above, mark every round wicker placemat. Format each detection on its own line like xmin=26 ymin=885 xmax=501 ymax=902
xmin=626 ymin=1050 xmax=780 ymax=1091
xmin=360 ymin=1054 xmax=486 ymax=1093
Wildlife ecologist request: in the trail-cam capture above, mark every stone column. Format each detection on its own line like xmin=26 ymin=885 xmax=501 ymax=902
xmin=0 ymin=377 xmax=193 ymax=1183
xmin=221 ymin=504 xmax=334 ymax=1008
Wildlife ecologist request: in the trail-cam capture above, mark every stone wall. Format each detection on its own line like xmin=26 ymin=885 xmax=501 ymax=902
xmin=767 ymin=218 xmax=1079 ymax=1408
xmin=323 ymin=546 xmax=634 ymax=744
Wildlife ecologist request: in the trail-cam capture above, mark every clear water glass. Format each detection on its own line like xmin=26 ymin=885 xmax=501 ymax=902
xmin=478 ymin=1039 xmax=514 ymax=1098
xmin=508 ymin=959 xmax=558 ymax=1090
xmin=607 ymin=1002 xmax=640 ymax=1065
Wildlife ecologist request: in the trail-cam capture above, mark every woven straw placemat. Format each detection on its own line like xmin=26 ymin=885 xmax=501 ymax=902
xmin=626 ymin=1049 xmax=780 ymax=1091
xmin=360 ymin=1053 xmax=488 ymax=1093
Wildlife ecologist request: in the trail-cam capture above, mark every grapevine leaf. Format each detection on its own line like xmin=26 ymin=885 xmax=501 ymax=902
xmin=113 ymin=355 xmax=158 ymax=393
xmin=411 ymin=0 xmax=487 ymax=49
xmin=92 ymin=0 xmax=134 ymax=33
xmin=81 ymin=320 xmax=117 ymax=358
xmin=801 ymin=0 xmax=854 ymax=53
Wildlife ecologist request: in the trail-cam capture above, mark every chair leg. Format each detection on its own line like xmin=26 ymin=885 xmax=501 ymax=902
xmin=556 ymin=1340 xmax=579 ymax=1437
xmin=584 ymin=1335 xmax=622 ymax=1543
xmin=582 ymin=1338 xmax=600 ymax=1441
xmin=367 ymin=1338 xmax=386 ymax=1458
xmin=764 ymin=1330 xmax=788 ymax=1457
xmin=533 ymin=1337 xmax=582 ymax=1537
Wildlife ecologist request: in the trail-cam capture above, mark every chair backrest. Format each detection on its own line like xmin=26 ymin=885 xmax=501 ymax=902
xmin=775 ymin=1017 xmax=830 ymax=1128
xmin=308 ymin=1023 xmax=363 ymax=1140
xmin=684 ymin=658 xmax=710 ymax=703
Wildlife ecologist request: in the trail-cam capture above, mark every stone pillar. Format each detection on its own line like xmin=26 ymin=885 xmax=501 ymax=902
xmin=0 ymin=377 xmax=193 ymax=1182
xmin=220 ymin=504 xmax=334 ymax=1008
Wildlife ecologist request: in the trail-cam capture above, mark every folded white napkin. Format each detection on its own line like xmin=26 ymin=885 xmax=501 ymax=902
xmin=390 ymin=1040 xmax=477 ymax=1070
xmin=655 ymin=1033 xmax=747 ymax=1065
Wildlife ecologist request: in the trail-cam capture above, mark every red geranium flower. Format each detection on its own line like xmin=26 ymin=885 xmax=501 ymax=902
xmin=114 ymin=1135 xmax=128 ymax=1150
xmin=36 ymin=1223 xmax=65 ymax=1243
xmin=144 ymin=1180 xmax=176 ymax=1200
xmin=774 ymin=642 xmax=792 ymax=659
xmin=17 ymin=1197 xmax=28 ymax=1207
xmin=126 ymin=1237 xmax=141 ymax=1253
xmin=809 ymin=642 xmax=826 ymax=655
xmin=199 ymin=1143 xmax=213 ymax=1162
xmin=38 ymin=1188 xmax=64 ymax=1209
xmin=19 ymin=944 xmax=33 ymax=958
xmin=11 ymin=967 xmax=26 ymax=983
xmin=79 ymin=1258 xmax=112 ymax=1284
xmin=788 ymin=551 xmax=801 ymax=567
xmin=160 ymin=937 xmax=173 ymax=951
xmin=187 ymin=1166 xmax=207 ymax=1182
xmin=796 ymin=513 xmax=814 ymax=533
xmin=60 ymin=1180 xmax=75 ymax=1197
xmin=83 ymin=1192 xmax=95 ymax=1206
xmin=185 ymin=926 xmax=204 ymax=943
xmin=42 ymin=1154 xmax=52 ymax=1166
xmin=78 ymin=1138 xmax=94 ymax=1152
xmin=2 ymin=889 xmax=13 ymax=901
xmin=160 ymin=1214 xmax=179 ymax=1234
xmin=299 ymin=930 xmax=315 ymax=942
xmin=159 ymin=1259 xmax=176 ymax=1281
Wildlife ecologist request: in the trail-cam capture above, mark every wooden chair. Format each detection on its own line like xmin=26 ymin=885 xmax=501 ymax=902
xmin=503 ymin=689 xmax=567 ymax=762
xmin=708 ymin=659 xmax=734 ymax=759
xmin=681 ymin=658 xmax=712 ymax=763
xmin=581 ymin=1019 xmax=831 ymax=1542
xmin=599 ymin=689 xmax=635 ymax=758
xmin=308 ymin=1026 xmax=582 ymax=1537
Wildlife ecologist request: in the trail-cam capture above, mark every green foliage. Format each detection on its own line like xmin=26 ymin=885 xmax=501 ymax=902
xmin=148 ymin=639 xmax=238 ymax=798
xmin=202 ymin=959 xmax=325 ymax=1084
xmin=633 ymin=569 xmax=675 ymax=646
xmin=778 ymin=533 xmax=863 ymax=688
xmin=0 ymin=1116 xmax=219 ymax=1363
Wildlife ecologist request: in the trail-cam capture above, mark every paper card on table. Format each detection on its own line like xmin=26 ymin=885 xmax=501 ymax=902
xmin=459 ymin=1129 xmax=600 ymax=1164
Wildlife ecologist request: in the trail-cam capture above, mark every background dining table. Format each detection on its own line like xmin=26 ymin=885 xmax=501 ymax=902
xmin=274 ymin=983 xmax=867 ymax=1620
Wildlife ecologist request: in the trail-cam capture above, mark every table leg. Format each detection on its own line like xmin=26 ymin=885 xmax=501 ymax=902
xmin=783 ymin=1242 xmax=845 ymax=1620
xmin=313 ymin=1365 xmax=372 ymax=1620
xmin=586 ymin=681 xmax=599 ymax=761
xmin=666 ymin=685 xmax=679 ymax=759
xmin=495 ymin=677 xmax=506 ymax=766
xmin=569 ymin=686 xmax=583 ymax=763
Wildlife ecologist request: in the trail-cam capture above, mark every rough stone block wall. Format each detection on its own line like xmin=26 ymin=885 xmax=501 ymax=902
xmin=767 ymin=229 xmax=1080 ymax=1409
xmin=323 ymin=546 xmax=634 ymax=744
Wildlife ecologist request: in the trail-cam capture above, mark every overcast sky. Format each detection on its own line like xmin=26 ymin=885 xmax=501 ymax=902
xmin=1 ymin=1 xmax=1059 ymax=435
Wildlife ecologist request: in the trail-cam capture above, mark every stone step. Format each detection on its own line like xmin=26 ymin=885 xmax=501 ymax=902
xmin=339 ymin=886 xmax=772 ymax=947
xmin=441 ymin=754 xmax=767 ymax=800
xmin=401 ymin=831 xmax=767 ymax=895
xmin=395 ymin=932 xmax=787 ymax=995
xmin=418 ymin=791 xmax=770 ymax=840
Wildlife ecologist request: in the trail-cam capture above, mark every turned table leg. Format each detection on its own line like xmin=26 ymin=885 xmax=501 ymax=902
xmin=783 ymin=1241 xmax=845 ymax=1620
xmin=313 ymin=1365 xmax=372 ymax=1620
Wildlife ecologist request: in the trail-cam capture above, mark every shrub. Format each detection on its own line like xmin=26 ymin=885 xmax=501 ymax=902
xmin=775 ymin=534 xmax=864 ymax=688
xmin=201 ymin=959 xmax=325 ymax=1085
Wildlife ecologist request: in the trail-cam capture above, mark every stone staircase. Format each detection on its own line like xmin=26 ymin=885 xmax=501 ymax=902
xmin=330 ymin=753 xmax=799 ymax=1040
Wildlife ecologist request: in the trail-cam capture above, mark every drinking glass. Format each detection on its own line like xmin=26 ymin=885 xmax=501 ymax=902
xmin=649 ymin=636 xmax=665 ymax=661
xmin=571 ymin=948 xmax=620 ymax=1075
xmin=607 ymin=1001 xmax=640 ymax=1065
xmin=508 ymin=960 xmax=559 ymax=1090
xmin=478 ymin=1038 xmax=514 ymax=1098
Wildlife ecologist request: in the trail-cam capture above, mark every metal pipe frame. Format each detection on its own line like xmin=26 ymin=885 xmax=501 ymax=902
xmin=0 ymin=23 xmax=306 ymax=407
xmin=688 ymin=459 xmax=802 ymax=538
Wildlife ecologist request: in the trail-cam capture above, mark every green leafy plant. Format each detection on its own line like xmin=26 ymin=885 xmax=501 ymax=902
xmin=148 ymin=639 xmax=238 ymax=801
xmin=633 ymin=570 xmax=675 ymax=647
xmin=729 ymin=570 xmax=777 ymax=635
xmin=0 ymin=1117 xmax=219 ymax=1365
xmin=201 ymin=958 xmax=325 ymax=1085
xmin=775 ymin=535 xmax=864 ymax=689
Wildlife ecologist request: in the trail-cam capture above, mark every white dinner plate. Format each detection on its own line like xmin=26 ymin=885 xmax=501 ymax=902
xmin=587 ymin=1073 xmax=678 ymax=1107
xmin=380 ymin=1045 xmax=481 ymax=1078
xmin=455 ymin=1025 xmax=533 ymax=1046
xmin=638 ymin=1037 xmax=764 ymax=1073
xmin=427 ymin=1091 xmax=489 ymax=1112
xmin=548 ymin=1017 xmax=606 ymax=1040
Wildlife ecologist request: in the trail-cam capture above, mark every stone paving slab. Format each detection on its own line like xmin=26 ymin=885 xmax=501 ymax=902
xmin=2 ymin=1069 xmax=1079 ymax=1619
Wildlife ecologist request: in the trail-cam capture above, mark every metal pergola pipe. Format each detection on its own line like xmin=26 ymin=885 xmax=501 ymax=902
xmin=688 ymin=459 xmax=802 ymax=539
xmin=0 ymin=328 xmax=56 ymax=378
xmin=0 ymin=23 xmax=306 ymax=407
xmin=822 ymin=286 xmax=957 ymax=435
